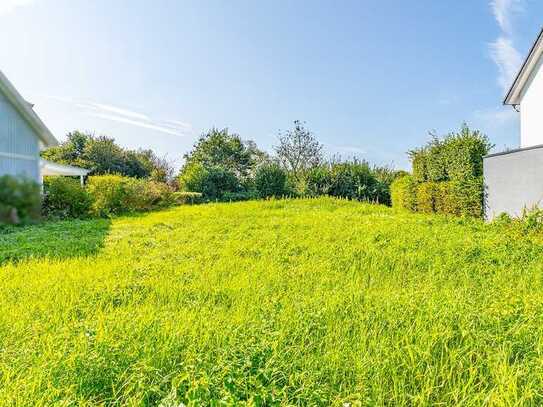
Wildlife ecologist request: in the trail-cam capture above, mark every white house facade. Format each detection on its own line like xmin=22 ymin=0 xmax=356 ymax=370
xmin=484 ymin=28 xmax=543 ymax=218
xmin=0 ymin=70 xmax=90 ymax=184
xmin=0 ymin=70 xmax=58 ymax=183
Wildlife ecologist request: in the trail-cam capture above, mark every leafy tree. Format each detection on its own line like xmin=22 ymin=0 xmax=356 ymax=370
xmin=178 ymin=128 xmax=267 ymax=200
xmin=182 ymin=128 xmax=264 ymax=179
xmin=42 ymin=131 xmax=174 ymax=181
xmin=274 ymin=120 xmax=323 ymax=181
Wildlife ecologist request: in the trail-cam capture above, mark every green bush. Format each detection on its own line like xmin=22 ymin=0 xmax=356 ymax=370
xmin=124 ymin=179 xmax=176 ymax=211
xmin=416 ymin=182 xmax=438 ymax=213
xmin=411 ymin=177 xmax=484 ymax=218
xmin=303 ymin=161 xmax=390 ymax=203
xmin=444 ymin=127 xmax=492 ymax=180
xmin=87 ymin=175 xmax=178 ymax=216
xmin=328 ymin=162 xmax=378 ymax=201
xmin=303 ymin=166 xmax=333 ymax=197
xmin=411 ymin=148 xmax=428 ymax=183
xmin=390 ymin=175 xmax=417 ymax=211
xmin=87 ymin=175 xmax=132 ymax=217
xmin=42 ymin=177 xmax=93 ymax=219
xmin=409 ymin=125 xmax=493 ymax=183
xmin=179 ymin=163 xmax=241 ymax=201
xmin=449 ymin=177 xmax=484 ymax=218
xmin=255 ymin=164 xmax=290 ymax=198
xmin=0 ymin=175 xmax=41 ymax=225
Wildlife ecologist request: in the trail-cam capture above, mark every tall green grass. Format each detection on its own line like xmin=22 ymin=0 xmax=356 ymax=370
xmin=1 ymin=198 xmax=543 ymax=405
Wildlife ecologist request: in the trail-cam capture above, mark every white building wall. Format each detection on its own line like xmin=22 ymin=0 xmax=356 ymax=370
xmin=0 ymin=90 xmax=40 ymax=182
xmin=520 ymin=57 xmax=543 ymax=148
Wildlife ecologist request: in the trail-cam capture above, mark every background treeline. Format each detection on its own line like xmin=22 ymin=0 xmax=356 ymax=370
xmin=42 ymin=131 xmax=173 ymax=182
xmin=391 ymin=125 xmax=493 ymax=218
xmin=2 ymin=121 xmax=492 ymax=226
xmin=177 ymin=122 xmax=404 ymax=204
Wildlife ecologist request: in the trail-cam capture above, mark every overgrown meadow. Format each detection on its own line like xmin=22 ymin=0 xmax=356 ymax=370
xmin=1 ymin=198 xmax=543 ymax=405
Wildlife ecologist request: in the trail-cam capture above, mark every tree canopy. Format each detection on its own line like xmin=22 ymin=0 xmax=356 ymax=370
xmin=274 ymin=120 xmax=323 ymax=181
xmin=41 ymin=131 xmax=173 ymax=182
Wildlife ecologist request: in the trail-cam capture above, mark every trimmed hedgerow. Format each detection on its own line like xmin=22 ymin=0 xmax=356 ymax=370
xmin=416 ymin=182 xmax=439 ymax=213
xmin=395 ymin=125 xmax=491 ymax=218
xmin=408 ymin=125 xmax=493 ymax=183
xmin=390 ymin=175 xmax=417 ymax=211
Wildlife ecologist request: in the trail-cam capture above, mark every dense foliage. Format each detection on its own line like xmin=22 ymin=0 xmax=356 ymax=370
xmin=178 ymin=129 xmax=268 ymax=201
xmin=409 ymin=124 xmax=493 ymax=182
xmin=42 ymin=177 xmax=93 ymax=219
xmin=254 ymin=164 xmax=290 ymax=198
xmin=304 ymin=161 xmax=399 ymax=205
xmin=0 ymin=175 xmax=41 ymax=225
xmin=2 ymin=199 xmax=543 ymax=404
xmin=86 ymin=175 xmax=177 ymax=217
xmin=393 ymin=125 xmax=492 ymax=218
xmin=42 ymin=131 xmax=174 ymax=182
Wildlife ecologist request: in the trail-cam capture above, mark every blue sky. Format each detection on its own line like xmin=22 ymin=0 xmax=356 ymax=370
xmin=1 ymin=0 xmax=542 ymax=169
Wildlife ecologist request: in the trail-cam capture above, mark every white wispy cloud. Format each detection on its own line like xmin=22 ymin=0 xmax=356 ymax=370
xmin=0 ymin=0 xmax=37 ymax=16
xmin=48 ymin=96 xmax=193 ymax=137
xmin=488 ymin=0 xmax=524 ymax=92
xmin=489 ymin=36 xmax=522 ymax=91
xmin=490 ymin=0 xmax=523 ymax=34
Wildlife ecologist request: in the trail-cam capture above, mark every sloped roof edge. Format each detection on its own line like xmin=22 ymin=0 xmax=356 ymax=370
xmin=504 ymin=27 xmax=543 ymax=105
xmin=0 ymin=70 xmax=58 ymax=147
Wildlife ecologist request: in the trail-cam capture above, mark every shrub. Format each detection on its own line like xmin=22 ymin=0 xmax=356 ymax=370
xmin=255 ymin=164 xmax=290 ymax=198
xmin=444 ymin=127 xmax=493 ymax=180
xmin=411 ymin=148 xmax=428 ymax=182
xmin=0 ymin=175 xmax=41 ymax=225
xmin=124 ymin=179 xmax=176 ymax=211
xmin=416 ymin=182 xmax=438 ymax=213
xmin=303 ymin=161 xmax=387 ymax=203
xmin=328 ymin=162 xmax=378 ymax=201
xmin=87 ymin=175 xmax=132 ymax=217
xmin=391 ymin=175 xmax=417 ymax=211
xmin=415 ymin=177 xmax=484 ymax=218
xmin=409 ymin=125 xmax=492 ymax=184
xmin=373 ymin=167 xmax=404 ymax=206
xmin=449 ymin=177 xmax=484 ymax=218
xmin=179 ymin=163 xmax=240 ymax=201
xmin=303 ymin=166 xmax=333 ymax=197
xmin=42 ymin=177 xmax=93 ymax=219
xmin=88 ymin=175 xmax=178 ymax=216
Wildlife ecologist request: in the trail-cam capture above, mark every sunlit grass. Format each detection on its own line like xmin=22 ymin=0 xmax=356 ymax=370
xmin=1 ymin=198 xmax=543 ymax=405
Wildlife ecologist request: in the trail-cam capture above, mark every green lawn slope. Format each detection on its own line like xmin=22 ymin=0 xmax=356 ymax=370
xmin=1 ymin=198 xmax=543 ymax=405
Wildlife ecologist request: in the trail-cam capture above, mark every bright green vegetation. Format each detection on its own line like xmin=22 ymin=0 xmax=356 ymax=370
xmin=1 ymin=198 xmax=543 ymax=405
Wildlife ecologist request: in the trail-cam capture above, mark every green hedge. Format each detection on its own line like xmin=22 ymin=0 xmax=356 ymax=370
xmin=391 ymin=176 xmax=484 ymax=218
xmin=0 ymin=175 xmax=41 ymax=225
xmin=43 ymin=177 xmax=93 ymax=219
xmin=86 ymin=175 xmax=179 ymax=217
xmin=390 ymin=175 xmax=417 ymax=211
xmin=409 ymin=125 xmax=492 ymax=183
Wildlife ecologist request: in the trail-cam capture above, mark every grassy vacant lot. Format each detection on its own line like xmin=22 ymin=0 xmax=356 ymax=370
xmin=1 ymin=198 xmax=543 ymax=405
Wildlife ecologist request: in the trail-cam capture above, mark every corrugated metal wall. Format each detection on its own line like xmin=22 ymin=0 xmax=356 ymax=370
xmin=0 ymin=90 xmax=40 ymax=182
